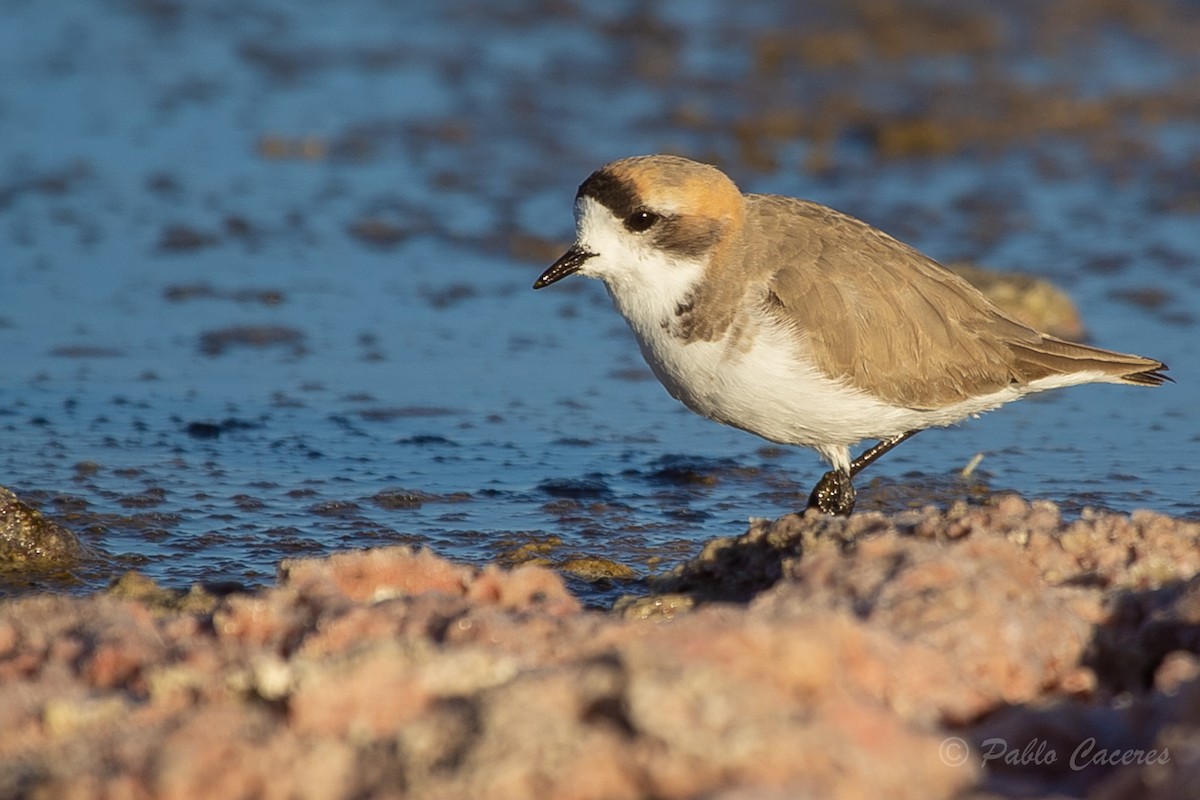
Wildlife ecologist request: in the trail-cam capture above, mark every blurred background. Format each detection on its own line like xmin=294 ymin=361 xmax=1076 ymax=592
xmin=2 ymin=0 xmax=1198 ymax=604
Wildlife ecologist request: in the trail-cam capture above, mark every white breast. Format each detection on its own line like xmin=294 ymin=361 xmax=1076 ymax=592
xmin=601 ymin=259 xmax=1029 ymax=471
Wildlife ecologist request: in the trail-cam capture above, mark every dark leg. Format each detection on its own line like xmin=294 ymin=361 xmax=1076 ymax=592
xmin=849 ymin=430 xmax=920 ymax=477
xmin=806 ymin=430 xmax=921 ymax=516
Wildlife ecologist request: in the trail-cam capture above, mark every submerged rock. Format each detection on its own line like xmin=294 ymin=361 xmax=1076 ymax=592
xmin=948 ymin=261 xmax=1086 ymax=341
xmin=0 ymin=485 xmax=89 ymax=566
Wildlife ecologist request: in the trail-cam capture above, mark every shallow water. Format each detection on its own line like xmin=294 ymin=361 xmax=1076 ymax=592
xmin=3 ymin=0 xmax=1198 ymax=605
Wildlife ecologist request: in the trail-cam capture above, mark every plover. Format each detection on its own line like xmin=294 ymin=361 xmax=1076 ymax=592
xmin=533 ymin=155 xmax=1170 ymax=515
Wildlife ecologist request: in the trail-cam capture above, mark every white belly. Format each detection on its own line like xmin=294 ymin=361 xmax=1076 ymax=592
xmin=631 ymin=314 xmax=928 ymax=447
xmin=599 ymin=261 xmax=1029 ymax=472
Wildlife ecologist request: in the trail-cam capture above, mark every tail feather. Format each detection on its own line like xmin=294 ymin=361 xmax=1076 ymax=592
xmin=1009 ymin=335 xmax=1170 ymax=387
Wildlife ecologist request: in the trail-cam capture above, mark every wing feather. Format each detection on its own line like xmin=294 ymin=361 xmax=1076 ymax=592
xmin=745 ymin=195 xmax=1164 ymax=410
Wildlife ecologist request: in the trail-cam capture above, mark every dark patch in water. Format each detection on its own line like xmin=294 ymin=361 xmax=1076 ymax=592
xmin=397 ymin=434 xmax=458 ymax=447
xmin=309 ymin=501 xmax=363 ymax=518
xmin=347 ymin=218 xmax=410 ymax=249
xmin=362 ymin=406 xmax=460 ymax=421
xmin=185 ymin=422 xmax=221 ymax=439
xmin=157 ymin=225 xmax=219 ymax=252
xmin=50 ymin=345 xmax=124 ymax=358
xmin=421 ymin=283 xmax=478 ymax=309
xmin=370 ymin=489 xmax=428 ymax=510
xmin=183 ymin=418 xmax=262 ymax=439
xmin=198 ymin=326 xmax=306 ymax=357
xmin=644 ymin=455 xmax=742 ymax=486
xmin=164 ymin=283 xmax=286 ymax=305
xmin=538 ymin=478 xmax=612 ymax=499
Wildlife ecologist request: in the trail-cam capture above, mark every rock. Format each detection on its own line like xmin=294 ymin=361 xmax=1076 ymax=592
xmin=559 ymin=556 xmax=637 ymax=582
xmin=104 ymin=571 xmax=219 ymax=615
xmin=947 ymin=261 xmax=1086 ymax=340
xmin=0 ymin=485 xmax=89 ymax=566
xmin=3 ymin=502 xmax=1200 ymax=799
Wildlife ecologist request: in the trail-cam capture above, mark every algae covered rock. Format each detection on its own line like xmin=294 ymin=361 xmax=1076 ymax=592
xmin=0 ymin=485 xmax=89 ymax=566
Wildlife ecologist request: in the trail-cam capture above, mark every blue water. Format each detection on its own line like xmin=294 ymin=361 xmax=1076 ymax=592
xmin=2 ymin=0 xmax=1198 ymax=603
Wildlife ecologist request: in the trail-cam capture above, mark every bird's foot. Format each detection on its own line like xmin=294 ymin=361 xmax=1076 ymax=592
xmin=806 ymin=469 xmax=856 ymax=516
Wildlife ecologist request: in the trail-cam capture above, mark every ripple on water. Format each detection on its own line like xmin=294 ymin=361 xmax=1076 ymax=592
xmin=0 ymin=0 xmax=1196 ymax=606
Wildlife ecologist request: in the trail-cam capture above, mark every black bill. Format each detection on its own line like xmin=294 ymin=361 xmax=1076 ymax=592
xmin=533 ymin=245 xmax=596 ymax=289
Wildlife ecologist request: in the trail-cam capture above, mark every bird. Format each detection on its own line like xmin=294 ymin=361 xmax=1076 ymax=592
xmin=532 ymin=154 xmax=1170 ymax=516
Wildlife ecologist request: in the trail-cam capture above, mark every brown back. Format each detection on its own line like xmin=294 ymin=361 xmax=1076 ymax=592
xmin=744 ymin=195 xmax=1166 ymax=409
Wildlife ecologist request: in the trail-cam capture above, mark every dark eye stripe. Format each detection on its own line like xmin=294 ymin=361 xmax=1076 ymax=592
xmin=576 ymin=167 xmax=722 ymax=259
xmin=576 ymin=169 xmax=639 ymax=221
xmin=651 ymin=217 xmax=723 ymax=259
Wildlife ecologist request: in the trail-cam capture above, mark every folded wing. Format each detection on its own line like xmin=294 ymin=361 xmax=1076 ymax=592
xmin=749 ymin=196 xmax=1167 ymax=410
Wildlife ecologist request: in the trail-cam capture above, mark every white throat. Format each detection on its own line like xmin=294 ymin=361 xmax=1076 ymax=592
xmin=573 ymin=198 xmax=706 ymax=336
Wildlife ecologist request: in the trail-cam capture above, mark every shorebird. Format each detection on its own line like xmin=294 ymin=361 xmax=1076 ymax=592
xmin=534 ymin=155 xmax=1170 ymax=515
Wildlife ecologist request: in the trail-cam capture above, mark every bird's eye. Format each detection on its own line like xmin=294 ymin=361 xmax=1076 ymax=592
xmin=623 ymin=210 xmax=661 ymax=233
